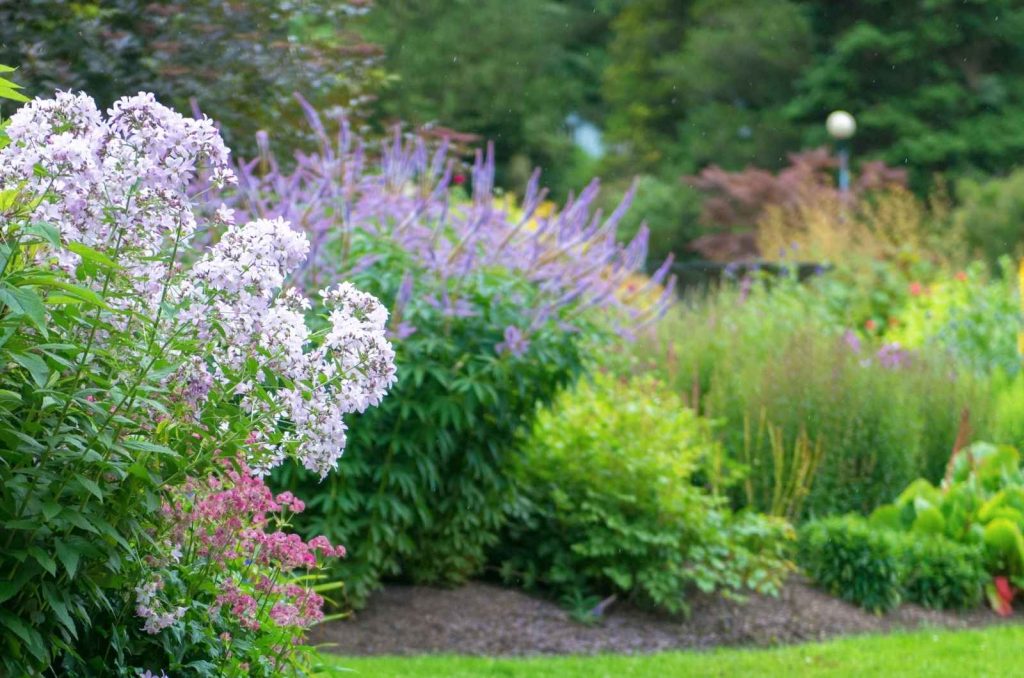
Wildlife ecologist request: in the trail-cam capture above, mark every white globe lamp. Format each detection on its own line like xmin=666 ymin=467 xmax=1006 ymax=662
xmin=826 ymin=110 xmax=856 ymax=140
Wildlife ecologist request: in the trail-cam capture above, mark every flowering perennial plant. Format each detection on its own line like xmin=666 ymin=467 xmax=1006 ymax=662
xmin=129 ymin=457 xmax=346 ymax=676
xmin=214 ymin=100 xmax=673 ymax=607
xmin=0 ymin=88 xmax=393 ymax=675
xmin=224 ymin=97 xmax=676 ymax=348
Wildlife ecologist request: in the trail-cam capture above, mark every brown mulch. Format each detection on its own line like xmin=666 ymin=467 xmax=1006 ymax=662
xmin=311 ymin=576 xmax=1021 ymax=656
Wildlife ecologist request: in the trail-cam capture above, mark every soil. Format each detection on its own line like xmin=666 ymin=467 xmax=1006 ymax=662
xmin=311 ymin=576 xmax=1022 ymax=656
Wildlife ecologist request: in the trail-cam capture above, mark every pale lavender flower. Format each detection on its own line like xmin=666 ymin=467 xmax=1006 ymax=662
xmin=496 ymin=325 xmax=530 ymax=358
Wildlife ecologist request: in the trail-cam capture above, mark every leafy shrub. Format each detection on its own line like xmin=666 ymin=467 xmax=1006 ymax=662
xmin=0 ymin=89 xmax=394 ymax=674
xmin=687 ymin=148 xmax=906 ymax=235
xmin=800 ymin=516 xmax=987 ymax=613
xmin=902 ymin=537 xmax=987 ymax=611
xmin=227 ymin=109 xmax=676 ymax=608
xmin=797 ymin=517 xmax=903 ymax=613
xmin=614 ymin=174 xmax=703 ymax=266
xmin=493 ymin=373 xmax=794 ymax=615
xmin=886 ymin=261 xmax=1021 ymax=377
xmin=0 ymin=1 xmax=382 ymax=152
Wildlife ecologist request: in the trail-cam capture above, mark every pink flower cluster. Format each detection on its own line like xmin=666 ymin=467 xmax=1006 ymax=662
xmin=156 ymin=457 xmax=344 ymax=633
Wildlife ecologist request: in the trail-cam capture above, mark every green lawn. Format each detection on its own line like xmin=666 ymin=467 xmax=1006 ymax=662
xmin=316 ymin=625 xmax=1023 ymax=677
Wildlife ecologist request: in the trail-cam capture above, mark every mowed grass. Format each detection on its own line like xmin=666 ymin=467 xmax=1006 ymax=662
xmin=316 ymin=624 xmax=1023 ymax=677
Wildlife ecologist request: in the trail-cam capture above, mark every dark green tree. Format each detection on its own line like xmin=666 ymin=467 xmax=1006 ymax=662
xmin=790 ymin=0 xmax=1024 ymax=188
xmin=0 ymin=0 xmax=383 ymax=153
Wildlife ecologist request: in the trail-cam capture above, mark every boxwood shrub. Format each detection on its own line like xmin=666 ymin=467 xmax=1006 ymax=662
xmin=799 ymin=516 xmax=987 ymax=613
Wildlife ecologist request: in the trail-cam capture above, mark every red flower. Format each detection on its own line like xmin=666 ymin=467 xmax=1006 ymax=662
xmin=865 ymin=318 xmax=877 ymax=331
xmin=909 ymin=281 xmax=923 ymax=296
xmin=452 ymin=174 xmax=466 ymax=186
xmin=955 ymin=271 xmax=968 ymax=282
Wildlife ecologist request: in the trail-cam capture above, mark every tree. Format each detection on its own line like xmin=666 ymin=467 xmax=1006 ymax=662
xmin=0 ymin=0 xmax=383 ymax=153
xmin=790 ymin=0 xmax=1024 ymax=188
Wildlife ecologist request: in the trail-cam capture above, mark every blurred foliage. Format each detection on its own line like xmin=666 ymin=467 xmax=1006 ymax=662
xmin=631 ymin=275 xmax=995 ymax=517
xmin=9 ymin=1 xmax=1024 ymax=263
xmin=614 ymin=175 xmax=703 ymax=266
xmin=953 ymin=170 xmax=1024 ymax=271
xmin=0 ymin=0 xmax=384 ymax=153
xmin=886 ymin=261 xmax=1021 ymax=376
xmin=790 ymin=1 xmax=1024 ymax=190
xmin=603 ymin=0 xmax=811 ymax=174
xmin=360 ymin=0 xmax=625 ymax=196
xmin=604 ymin=0 xmax=1024 ymax=189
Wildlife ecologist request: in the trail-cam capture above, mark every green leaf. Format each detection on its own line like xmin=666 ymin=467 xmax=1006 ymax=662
xmin=11 ymin=352 xmax=50 ymax=388
xmin=67 ymin=242 xmax=119 ymax=269
xmin=24 ymin=221 xmax=61 ymax=248
xmin=0 ymin=285 xmax=48 ymax=336
xmin=41 ymin=584 xmax=76 ymax=639
xmin=74 ymin=475 xmax=103 ymax=501
xmin=0 ymin=609 xmax=47 ymax=662
xmin=0 ymin=567 xmax=34 ymax=604
xmin=28 ymin=545 xmax=57 ymax=576
xmin=120 ymin=439 xmax=175 ymax=456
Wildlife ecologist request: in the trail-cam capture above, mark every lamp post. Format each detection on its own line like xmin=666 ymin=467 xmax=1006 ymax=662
xmin=826 ymin=110 xmax=856 ymax=195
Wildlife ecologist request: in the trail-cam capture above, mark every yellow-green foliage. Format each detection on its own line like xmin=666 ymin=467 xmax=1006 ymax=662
xmin=493 ymin=372 xmax=794 ymax=615
xmin=982 ymin=519 xmax=1024 ymax=576
xmin=524 ymin=372 xmax=715 ymax=500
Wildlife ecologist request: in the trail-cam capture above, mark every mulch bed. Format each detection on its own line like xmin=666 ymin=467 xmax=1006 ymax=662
xmin=312 ymin=576 xmax=1021 ymax=656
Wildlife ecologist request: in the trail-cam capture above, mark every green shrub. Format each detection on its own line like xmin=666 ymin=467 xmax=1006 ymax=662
xmin=0 ymin=88 xmax=391 ymax=675
xmin=800 ymin=516 xmax=987 ymax=613
xmin=798 ymin=517 xmax=903 ymax=613
xmin=887 ymin=261 xmax=1021 ymax=377
xmin=902 ymin=537 xmax=987 ymax=611
xmin=493 ymin=373 xmax=794 ymax=615
xmin=276 ymin=236 xmax=590 ymax=608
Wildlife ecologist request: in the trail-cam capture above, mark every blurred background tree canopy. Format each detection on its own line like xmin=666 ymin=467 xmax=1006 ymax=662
xmin=6 ymin=0 xmax=1024 ymax=263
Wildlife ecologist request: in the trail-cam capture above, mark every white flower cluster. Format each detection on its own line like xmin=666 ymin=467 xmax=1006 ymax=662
xmin=184 ymin=220 xmax=397 ymax=478
xmin=0 ymin=91 xmax=231 ymax=306
xmin=0 ymin=91 xmax=396 ymax=477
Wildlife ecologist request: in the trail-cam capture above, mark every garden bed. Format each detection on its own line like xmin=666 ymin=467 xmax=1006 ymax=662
xmin=312 ymin=576 xmax=1020 ymax=656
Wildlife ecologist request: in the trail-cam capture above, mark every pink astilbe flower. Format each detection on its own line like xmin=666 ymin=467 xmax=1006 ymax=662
xmin=155 ymin=456 xmax=345 ymax=635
